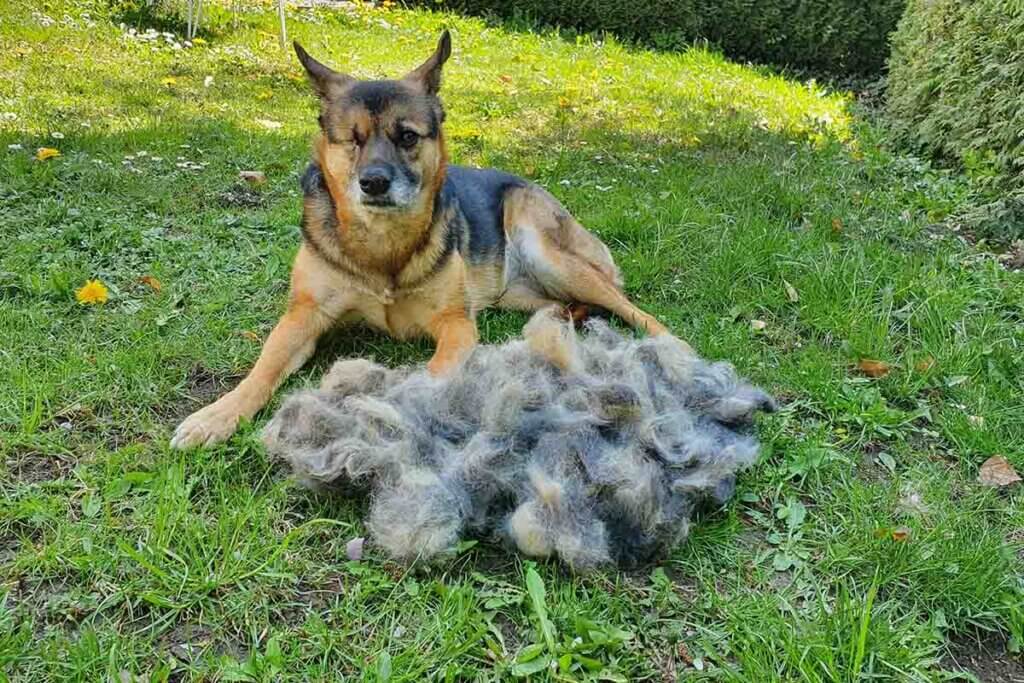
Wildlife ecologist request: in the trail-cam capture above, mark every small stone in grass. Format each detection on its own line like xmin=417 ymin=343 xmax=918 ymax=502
xmin=346 ymin=536 xmax=365 ymax=561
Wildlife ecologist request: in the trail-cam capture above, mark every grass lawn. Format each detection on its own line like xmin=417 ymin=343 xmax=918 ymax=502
xmin=2 ymin=1 xmax=1023 ymax=680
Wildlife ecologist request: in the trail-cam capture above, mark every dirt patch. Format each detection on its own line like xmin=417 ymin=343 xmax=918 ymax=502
xmin=1008 ymin=529 xmax=1024 ymax=562
xmin=999 ymin=240 xmax=1024 ymax=271
xmin=944 ymin=632 xmax=1024 ymax=682
xmin=856 ymin=448 xmax=892 ymax=484
xmin=218 ymin=185 xmax=266 ymax=209
xmin=5 ymin=449 xmax=74 ymax=484
xmin=160 ymin=365 xmax=243 ymax=423
xmin=159 ymin=623 xmax=215 ymax=665
xmin=186 ymin=365 xmax=242 ymax=402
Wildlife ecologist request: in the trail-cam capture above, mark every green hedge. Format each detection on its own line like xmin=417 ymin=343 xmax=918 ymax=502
xmin=887 ymin=0 xmax=1024 ymax=191
xmin=408 ymin=0 xmax=906 ymax=73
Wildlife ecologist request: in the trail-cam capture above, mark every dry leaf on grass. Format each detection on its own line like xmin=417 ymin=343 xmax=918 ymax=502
xmin=35 ymin=147 xmax=60 ymax=161
xmin=891 ymin=526 xmax=911 ymax=542
xmin=831 ymin=217 xmax=843 ymax=234
xmin=783 ymin=280 xmax=800 ymax=303
xmin=914 ymin=356 xmax=935 ymax=373
xmin=857 ymin=359 xmax=891 ymax=378
xmin=239 ymin=170 xmax=266 ymax=184
xmin=977 ymin=456 xmax=1021 ymax=488
xmin=138 ymin=275 xmax=162 ymax=291
xmin=239 ymin=330 xmax=261 ymax=343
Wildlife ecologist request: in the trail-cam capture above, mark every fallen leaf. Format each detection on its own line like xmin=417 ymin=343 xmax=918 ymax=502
xmin=75 ymin=279 xmax=109 ymax=305
xmin=160 ymin=76 xmax=178 ymax=86
xmin=346 ymin=536 xmax=365 ymax=561
xmin=977 ymin=456 xmax=1021 ymax=488
xmin=239 ymin=330 xmax=261 ymax=343
xmin=783 ymin=279 xmax=799 ymax=303
xmin=831 ymin=217 xmax=843 ymax=234
xmin=914 ymin=356 xmax=935 ymax=373
xmin=35 ymin=147 xmax=61 ymax=161
xmin=138 ymin=275 xmax=162 ymax=291
xmin=239 ymin=170 xmax=266 ymax=184
xmin=557 ymin=96 xmax=571 ymax=109
xmin=891 ymin=526 xmax=911 ymax=542
xmin=255 ymin=118 xmax=282 ymax=130
xmin=857 ymin=359 xmax=891 ymax=378
xmin=750 ymin=319 xmax=767 ymax=332
xmin=498 ymin=74 xmax=513 ymax=84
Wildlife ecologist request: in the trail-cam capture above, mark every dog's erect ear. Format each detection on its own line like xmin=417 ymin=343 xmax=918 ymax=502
xmin=294 ymin=42 xmax=353 ymax=100
xmin=403 ymin=30 xmax=451 ymax=95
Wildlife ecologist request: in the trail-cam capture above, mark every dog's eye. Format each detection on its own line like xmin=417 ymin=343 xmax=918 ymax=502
xmin=398 ymin=129 xmax=419 ymax=148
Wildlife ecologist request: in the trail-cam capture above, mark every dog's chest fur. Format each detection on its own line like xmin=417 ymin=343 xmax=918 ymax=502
xmin=299 ymin=163 xmax=526 ymax=334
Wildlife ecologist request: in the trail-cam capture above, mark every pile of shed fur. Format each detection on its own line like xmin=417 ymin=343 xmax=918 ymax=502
xmin=263 ymin=307 xmax=776 ymax=571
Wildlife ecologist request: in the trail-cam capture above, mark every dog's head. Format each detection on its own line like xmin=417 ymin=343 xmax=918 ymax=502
xmin=294 ymin=32 xmax=451 ymax=220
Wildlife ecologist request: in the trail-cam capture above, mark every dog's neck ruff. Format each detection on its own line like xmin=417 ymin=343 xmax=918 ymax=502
xmin=300 ymin=161 xmax=455 ymax=304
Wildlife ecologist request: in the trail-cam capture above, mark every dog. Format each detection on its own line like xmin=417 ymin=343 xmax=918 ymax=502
xmin=171 ymin=31 xmax=680 ymax=449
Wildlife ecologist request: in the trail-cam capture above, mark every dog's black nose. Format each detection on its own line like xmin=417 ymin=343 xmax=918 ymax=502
xmin=359 ymin=165 xmax=393 ymax=196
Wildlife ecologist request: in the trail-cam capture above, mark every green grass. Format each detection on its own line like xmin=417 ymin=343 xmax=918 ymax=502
xmin=2 ymin=1 xmax=1023 ymax=680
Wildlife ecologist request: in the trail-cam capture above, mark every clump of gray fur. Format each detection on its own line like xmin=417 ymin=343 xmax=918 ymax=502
xmin=262 ymin=307 xmax=776 ymax=571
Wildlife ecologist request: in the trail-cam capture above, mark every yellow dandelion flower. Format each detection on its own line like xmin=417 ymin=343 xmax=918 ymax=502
xmin=75 ymin=279 xmax=109 ymax=305
xmin=192 ymin=37 xmax=207 ymax=45
xmin=160 ymin=76 xmax=178 ymax=86
xmin=35 ymin=147 xmax=61 ymax=161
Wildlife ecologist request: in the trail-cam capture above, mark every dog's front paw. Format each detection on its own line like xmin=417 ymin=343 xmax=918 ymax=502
xmin=170 ymin=399 xmax=243 ymax=450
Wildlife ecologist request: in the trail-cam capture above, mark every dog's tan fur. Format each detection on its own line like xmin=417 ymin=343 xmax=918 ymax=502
xmin=171 ymin=32 xmax=678 ymax=449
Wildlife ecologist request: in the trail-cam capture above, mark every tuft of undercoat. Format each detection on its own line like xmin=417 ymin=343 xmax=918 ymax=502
xmin=263 ymin=306 xmax=776 ymax=571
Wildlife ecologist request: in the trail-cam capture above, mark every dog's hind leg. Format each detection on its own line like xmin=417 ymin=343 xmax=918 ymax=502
xmin=541 ymin=250 xmax=668 ymax=336
xmin=503 ymin=185 xmax=675 ymax=339
xmin=495 ymin=281 xmax=561 ymax=313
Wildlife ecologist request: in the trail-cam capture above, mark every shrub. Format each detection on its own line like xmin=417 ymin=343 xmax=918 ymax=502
xmin=887 ymin=0 xmax=1024 ymax=191
xmin=406 ymin=0 xmax=906 ymax=73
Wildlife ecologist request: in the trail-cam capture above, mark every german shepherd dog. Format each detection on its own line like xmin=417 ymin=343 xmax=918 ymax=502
xmin=171 ymin=31 xmax=679 ymax=449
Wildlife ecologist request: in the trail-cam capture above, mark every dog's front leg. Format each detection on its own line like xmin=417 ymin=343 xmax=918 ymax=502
xmin=426 ymin=309 xmax=478 ymax=376
xmin=171 ymin=294 xmax=334 ymax=449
